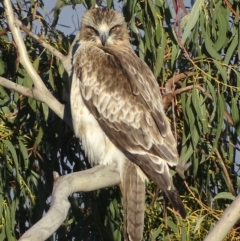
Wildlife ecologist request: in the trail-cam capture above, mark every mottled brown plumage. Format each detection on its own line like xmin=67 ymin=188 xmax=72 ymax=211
xmin=70 ymin=8 xmax=186 ymax=241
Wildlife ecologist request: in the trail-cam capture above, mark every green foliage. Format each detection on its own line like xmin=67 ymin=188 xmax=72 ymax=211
xmin=0 ymin=0 xmax=240 ymax=240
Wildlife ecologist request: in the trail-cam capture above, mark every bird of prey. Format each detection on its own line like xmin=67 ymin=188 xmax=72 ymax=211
xmin=70 ymin=8 xmax=186 ymax=241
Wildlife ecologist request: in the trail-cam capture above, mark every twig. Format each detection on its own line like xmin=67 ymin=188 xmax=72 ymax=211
xmin=196 ymin=85 xmax=234 ymax=125
xmin=165 ymin=72 xmax=198 ymax=93
xmin=16 ymin=18 xmax=67 ymax=65
xmin=172 ymin=92 xmax=177 ymax=140
xmin=163 ymin=84 xmax=234 ymax=126
xmin=214 ymin=148 xmax=236 ymax=196
xmin=224 ymin=0 xmax=240 ymax=20
xmin=163 ymin=72 xmax=198 ymax=108
xmin=184 ymin=181 xmax=207 ymax=210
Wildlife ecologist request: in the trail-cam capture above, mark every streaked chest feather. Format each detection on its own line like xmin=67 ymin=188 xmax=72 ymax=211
xmin=70 ymin=71 xmax=125 ymax=167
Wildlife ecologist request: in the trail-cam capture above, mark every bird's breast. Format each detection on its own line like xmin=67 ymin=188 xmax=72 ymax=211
xmin=70 ymin=71 xmax=125 ymax=167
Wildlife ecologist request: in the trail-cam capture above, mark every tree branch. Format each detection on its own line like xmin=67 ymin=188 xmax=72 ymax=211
xmin=2 ymin=0 xmax=72 ymax=128
xmin=18 ymin=164 xmax=121 ymax=241
xmin=14 ymin=14 xmax=76 ymax=73
xmin=16 ymin=18 xmax=67 ymax=64
xmin=4 ymin=0 xmax=41 ymax=89
xmin=1 ymin=3 xmax=120 ymax=241
xmin=0 ymin=76 xmax=34 ymax=98
xmin=2 ymin=2 xmax=238 ymax=241
xmin=215 ymin=148 xmax=236 ymax=196
xmin=163 ymin=80 xmax=234 ymax=126
xmin=162 ymin=72 xmax=198 ymax=108
xmin=204 ymin=194 xmax=240 ymax=241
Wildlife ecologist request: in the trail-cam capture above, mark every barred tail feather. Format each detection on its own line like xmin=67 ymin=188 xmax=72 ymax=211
xmin=122 ymin=162 xmax=145 ymax=241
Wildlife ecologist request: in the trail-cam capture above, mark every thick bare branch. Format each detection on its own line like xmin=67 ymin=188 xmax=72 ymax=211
xmin=0 ymin=76 xmax=34 ymax=98
xmin=14 ymin=14 xmax=76 ymax=73
xmin=18 ymin=164 xmax=120 ymax=241
xmin=2 ymin=0 xmax=72 ymax=127
xmin=3 ymin=0 xmax=42 ymax=90
xmin=204 ymin=194 xmax=240 ymax=241
xmin=0 ymin=76 xmax=72 ymax=127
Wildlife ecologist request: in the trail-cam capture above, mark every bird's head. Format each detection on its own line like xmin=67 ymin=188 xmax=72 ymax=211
xmin=78 ymin=8 xmax=130 ymax=47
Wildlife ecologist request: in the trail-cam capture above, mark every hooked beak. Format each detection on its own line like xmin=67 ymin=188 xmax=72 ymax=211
xmin=100 ymin=32 xmax=107 ymax=46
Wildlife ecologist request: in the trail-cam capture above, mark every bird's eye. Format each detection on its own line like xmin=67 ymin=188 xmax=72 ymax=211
xmin=86 ymin=26 xmax=98 ymax=35
xmin=110 ymin=25 xmax=119 ymax=34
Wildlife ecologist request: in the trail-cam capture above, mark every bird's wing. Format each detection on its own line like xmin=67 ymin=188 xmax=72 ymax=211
xmin=75 ymin=45 xmax=178 ymax=178
xmin=73 ymin=44 xmax=186 ymax=218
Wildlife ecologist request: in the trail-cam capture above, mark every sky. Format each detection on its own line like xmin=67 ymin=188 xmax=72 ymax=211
xmin=40 ymin=1 xmax=84 ymax=35
xmin=42 ymin=1 xmax=123 ymax=36
xmin=41 ymin=0 xmax=192 ymax=35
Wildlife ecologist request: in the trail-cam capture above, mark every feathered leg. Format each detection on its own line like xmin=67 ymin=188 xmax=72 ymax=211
xmin=122 ymin=161 xmax=146 ymax=241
